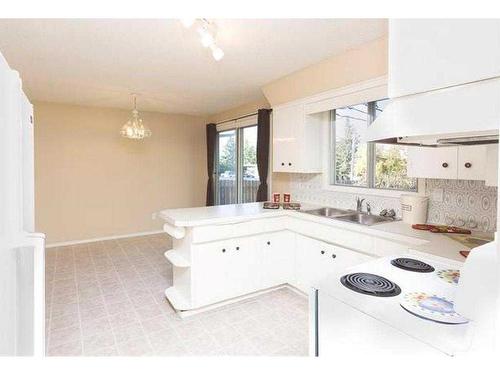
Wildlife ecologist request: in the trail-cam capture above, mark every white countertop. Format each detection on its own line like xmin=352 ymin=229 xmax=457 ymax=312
xmin=158 ymin=202 xmax=491 ymax=262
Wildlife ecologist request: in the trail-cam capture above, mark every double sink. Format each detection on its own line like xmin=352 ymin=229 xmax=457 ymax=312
xmin=304 ymin=207 xmax=396 ymax=226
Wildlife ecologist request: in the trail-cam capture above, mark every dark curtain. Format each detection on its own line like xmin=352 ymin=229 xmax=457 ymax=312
xmin=256 ymin=109 xmax=271 ymax=202
xmin=206 ymin=123 xmax=217 ymax=206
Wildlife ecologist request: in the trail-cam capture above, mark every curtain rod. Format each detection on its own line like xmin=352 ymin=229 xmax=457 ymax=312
xmin=215 ymin=108 xmax=272 ymax=125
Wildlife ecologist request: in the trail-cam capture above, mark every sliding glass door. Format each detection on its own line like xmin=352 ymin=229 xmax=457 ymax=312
xmin=216 ymin=126 xmax=259 ymax=205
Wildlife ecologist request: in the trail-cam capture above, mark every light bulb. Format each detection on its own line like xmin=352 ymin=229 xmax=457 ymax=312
xmin=198 ymin=27 xmax=215 ymax=48
xmin=211 ymin=45 xmax=224 ymax=61
xmin=180 ymin=18 xmax=195 ymax=28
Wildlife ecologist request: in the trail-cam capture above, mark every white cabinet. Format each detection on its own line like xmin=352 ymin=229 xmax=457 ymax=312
xmin=192 ymin=236 xmax=260 ymax=307
xmin=294 ymin=235 xmax=371 ymax=293
xmin=272 ymin=103 xmax=322 ymax=173
xmin=457 ymin=145 xmax=487 ymax=181
xmin=407 ymin=147 xmax=458 ymax=180
xmin=192 ymin=240 xmax=232 ymax=306
xmin=389 ymin=19 xmax=500 ymax=98
xmin=407 ymin=145 xmax=497 ymax=182
xmin=257 ymin=231 xmax=295 ymax=289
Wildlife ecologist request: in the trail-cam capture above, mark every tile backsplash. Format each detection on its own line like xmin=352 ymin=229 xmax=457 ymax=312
xmin=288 ymin=174 xmax=498 ymax=232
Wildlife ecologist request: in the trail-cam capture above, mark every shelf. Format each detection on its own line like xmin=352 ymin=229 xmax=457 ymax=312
xmin=164 ymin=287 xmax=190 ymax=311
xmin=164 ymin=250 xmax=190 ymax=268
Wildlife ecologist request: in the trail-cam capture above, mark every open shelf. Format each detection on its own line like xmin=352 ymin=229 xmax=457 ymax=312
xmin=164 ymin=250 xmax=190 ymax=268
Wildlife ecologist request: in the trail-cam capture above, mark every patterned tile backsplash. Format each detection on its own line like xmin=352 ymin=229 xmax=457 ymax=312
xmin=288 ymin=174 xmax=498 ymax=232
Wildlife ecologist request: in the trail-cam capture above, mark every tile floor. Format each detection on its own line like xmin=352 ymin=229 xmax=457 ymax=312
xmin=45 ymin=234 xmax=309 ymax=356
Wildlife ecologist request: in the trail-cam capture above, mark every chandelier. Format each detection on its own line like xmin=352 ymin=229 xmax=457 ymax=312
xmin=120 ymin=94 xmax=151 ymax=139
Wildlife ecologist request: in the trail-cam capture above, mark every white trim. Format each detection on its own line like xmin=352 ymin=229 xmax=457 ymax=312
xmin=273 ymin=76 xmax=388 ymax=111
xmin=45 ymin=230 xmax=164 ymax=248
xmin=216 ymin=114 xmax=258 ymax=132
xmin=173 ymin=284 xmax=304 ymax=318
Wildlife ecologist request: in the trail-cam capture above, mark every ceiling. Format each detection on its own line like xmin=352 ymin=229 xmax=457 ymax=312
xmin=0 ymin=19 xmax=387 ymax=116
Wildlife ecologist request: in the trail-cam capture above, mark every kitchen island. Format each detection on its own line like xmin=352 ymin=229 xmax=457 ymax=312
xmin=157 ymin=202 xmax=473 ymax=315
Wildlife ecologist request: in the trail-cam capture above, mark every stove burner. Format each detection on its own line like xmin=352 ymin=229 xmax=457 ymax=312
xmin=340 ymin=273 xmax=401 ymax=297
xmin=391 ymin=258 xmax=435 ymax=273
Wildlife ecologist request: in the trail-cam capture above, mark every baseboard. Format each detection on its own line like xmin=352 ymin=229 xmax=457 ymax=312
xmin=45 ymin=230 xmax=164 ymax=249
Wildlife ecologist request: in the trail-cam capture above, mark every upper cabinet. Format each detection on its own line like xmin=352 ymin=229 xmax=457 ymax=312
xmin=407 ymin=145 xmax=498 ymax=186
xmin=389 ymin=19 xmax=500 ymax=98
xmin=272 ymin=103 xmax=323 ymax=173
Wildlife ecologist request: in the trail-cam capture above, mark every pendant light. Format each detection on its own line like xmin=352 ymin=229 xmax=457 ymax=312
xmin=120 ymin=94 xmax=151 ymax=139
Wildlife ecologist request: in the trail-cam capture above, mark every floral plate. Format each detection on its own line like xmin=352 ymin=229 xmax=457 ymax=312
xmin=400 ymin=292 xmax=469 ymax=324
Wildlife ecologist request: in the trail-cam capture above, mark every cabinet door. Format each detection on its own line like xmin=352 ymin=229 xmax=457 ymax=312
xmin=485 ymin=144 xmax=499 ymax=187
xmin=259 ymin=231 xmax=295 ymax=289
xmin=389 ymin=19 xmax=500 ymax=97
xmin=192 ymin=240 xmax=232 ymax=306
xmin=457 ymin=145 xmax=487 ymax=181
xmin=295 ymin=235 xmax=373 ymax=293
xmin=295 ymin=235 xmax=318 ymax=292
xmin=272 ymin=104 xmax=302 ymax=172
xmin=227 ymin=236 xmax=260 ymax=297
xmin=407 ymin=147 xmax=458 ymax=179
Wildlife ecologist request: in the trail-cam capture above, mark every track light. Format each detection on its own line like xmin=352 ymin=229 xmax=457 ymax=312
xmin=211 ymin=45 xmax=224 ymax=61
xmin=198 ymin=27 xmax=215 ymax=48
xmin=180 ymin=18 xmax=224 ymax=61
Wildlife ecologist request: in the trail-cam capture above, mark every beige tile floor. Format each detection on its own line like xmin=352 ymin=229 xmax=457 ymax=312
xmin=45 ymin=234 xmax=309 ymax=356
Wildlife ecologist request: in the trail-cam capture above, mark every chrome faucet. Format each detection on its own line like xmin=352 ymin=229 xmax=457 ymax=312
xmin=356 ymin=197 xmax=365 ymax=212
xmin=366 ymin=202 xmax=372 ymax=215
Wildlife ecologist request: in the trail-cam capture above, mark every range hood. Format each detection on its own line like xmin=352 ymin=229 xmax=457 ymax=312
xmin=367 ymin=19 xmax=500 ymax=147
xmin=367 ymin=77 xmax=500 ymax=146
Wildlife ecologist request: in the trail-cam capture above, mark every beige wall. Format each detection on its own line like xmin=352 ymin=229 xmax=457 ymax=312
xmin=35 ymin=102 xmax=207 ymax=244
xmin=262 ymin=37 xmax=388 ymax=106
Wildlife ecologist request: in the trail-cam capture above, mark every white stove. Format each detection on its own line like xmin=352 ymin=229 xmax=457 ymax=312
xmin=311 ymin=250 xmax=474 ymax=357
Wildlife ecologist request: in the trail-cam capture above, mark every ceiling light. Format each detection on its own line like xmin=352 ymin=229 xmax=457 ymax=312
xmin=180 ymin=18 xmax=195 ymax=28
xmin=197 ymin=27 xmax=215 ymax=48
xmin=211 ymin=45 xmax=224 ymax=61
xmin=181 ymin=18 xmax=224 ymax=61
xmin=120 ymin=94 xmax=151 ymax=140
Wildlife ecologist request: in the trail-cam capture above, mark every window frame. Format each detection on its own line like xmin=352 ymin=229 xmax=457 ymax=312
xmin=215 ymin=123 xmax=259 ymax=205
xmin=328 ymin=100 xmax=420 ymax=196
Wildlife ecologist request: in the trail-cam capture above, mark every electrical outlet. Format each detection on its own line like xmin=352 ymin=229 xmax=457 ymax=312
xmin=431 ymin=188 xmax=444 ymax=203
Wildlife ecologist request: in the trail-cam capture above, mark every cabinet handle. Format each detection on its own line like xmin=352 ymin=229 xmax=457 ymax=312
xmin=331 ymin=253 xmax=337 ymax=259
xmin=267 ymin=241 xmax=271 ymax=245
xmin=222 ymin=249 xmax=226 ymax=253
xmin=281 ymin=162 xmax=285 ymax=166
xmin=236 ymin=246 xmax=240 ymax=250
xmin=288 ymin=162 xmax=292 ymax=166
xmin=320 ymin=250 xmax=325 ymax=255
xmin=442 ymin=162 xmax=449 ymax=168
xmin=464 ymin=162 xmax=472 ymax=168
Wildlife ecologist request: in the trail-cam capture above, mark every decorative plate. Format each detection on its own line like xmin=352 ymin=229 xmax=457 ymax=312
xmin=437 ymin=269 xmax=460 ymax=285
xmin=400 ymin=292 xmax=469 ymax=324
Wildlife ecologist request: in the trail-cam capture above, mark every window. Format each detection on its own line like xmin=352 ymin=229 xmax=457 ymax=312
xmin=331 ymin=99 xmax=417 ymax=192
xmin=216 ymin=125 xmax=259 ymax=205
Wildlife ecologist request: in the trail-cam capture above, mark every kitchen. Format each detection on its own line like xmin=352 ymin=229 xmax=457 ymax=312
xmin=0 ymin=14 xmax=498 ymax=363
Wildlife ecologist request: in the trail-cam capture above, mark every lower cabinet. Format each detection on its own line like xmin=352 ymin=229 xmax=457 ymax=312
xmin=257 ymin=231 xmax=295 ymax=289
xmin=294 ymin=235 xmax=373 ymax=293
xmin=191 ymin=232 xmax=374 ymax=308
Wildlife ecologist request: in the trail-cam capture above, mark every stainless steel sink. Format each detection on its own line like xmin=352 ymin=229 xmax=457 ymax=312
xmin=304 ymin=207 xmax=352 ymax=217
xmin=334 ymin=212 xmax=396 ymax=226
xmin=304 ymin=206 xmax=397 ymax=226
